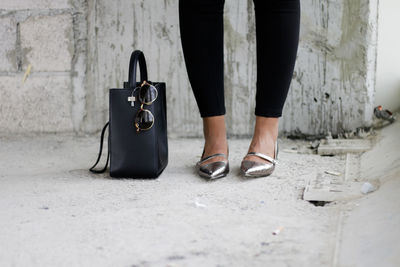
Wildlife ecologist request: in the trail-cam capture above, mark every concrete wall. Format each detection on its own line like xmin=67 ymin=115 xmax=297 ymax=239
xmin=0 ymin=0 xmax=379 ymax=137
xmin=0 ymin=0 xmax=86 ymax=133
xmin=375 ymin=0 xmax=400 ymax=112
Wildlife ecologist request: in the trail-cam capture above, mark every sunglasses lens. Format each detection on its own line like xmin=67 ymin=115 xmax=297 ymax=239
xmin=135 ymin=109 xmax=154 ymax=130
xmin=139 ymin=84 xmax=157 ymax=104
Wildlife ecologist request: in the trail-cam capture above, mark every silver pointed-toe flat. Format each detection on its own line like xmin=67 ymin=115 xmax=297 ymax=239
xmin=196 ymin=147 xmax=229 ymax=180
xmin=240 ymin=140 xmax=278 ymax=178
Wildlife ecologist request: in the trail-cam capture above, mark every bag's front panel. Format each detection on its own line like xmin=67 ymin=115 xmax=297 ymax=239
xmin=109 ymin=87 xmax=157 ymax=178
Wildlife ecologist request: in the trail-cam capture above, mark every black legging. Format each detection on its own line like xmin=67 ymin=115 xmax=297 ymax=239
xmin=179 ymin=0 xmax=300 ymax=118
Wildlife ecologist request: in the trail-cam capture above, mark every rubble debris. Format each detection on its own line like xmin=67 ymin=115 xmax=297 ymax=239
xmin=324 ymin=170 xmax=341 ymax=176
xmin=282 ymin=148 xmax=298 ymax=154
xmin=360 ymin=182 xmax=377 ymax=194
xmin=272 ymin=226 xmax=284 ymax=235
xmin=310 ymin=140 xmax=320 ymax=149
xmin=326 ymin=131 xmax=333 ymax=140
xmin=193 ymin=199 xmax=207 ymax=208
xmin=318 ymin=139 xmax=371 ymax=155
xmin=23 ymin=64 xmax=32 ymax=83
xmin=374 ymin=105 xmax=396 ymax=123
xmin=303 ymin=172 xmax=363 ymax=202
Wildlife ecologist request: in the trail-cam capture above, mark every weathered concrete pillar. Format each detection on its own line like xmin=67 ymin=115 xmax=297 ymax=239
xmin=280 ymin=0 xmax=379 ymax=137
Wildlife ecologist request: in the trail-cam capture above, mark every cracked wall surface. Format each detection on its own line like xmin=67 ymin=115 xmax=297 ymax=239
xmin=0 ymin=2 xmax=75 ymax=133
xmin=0 ymin=0 xmax=379 ymax=136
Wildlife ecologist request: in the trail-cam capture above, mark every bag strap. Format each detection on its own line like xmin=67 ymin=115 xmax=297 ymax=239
xmin=128 ymin=50 xmax=148 ymax=88
xmin=89 ymin=122 xmax=110 ymax=173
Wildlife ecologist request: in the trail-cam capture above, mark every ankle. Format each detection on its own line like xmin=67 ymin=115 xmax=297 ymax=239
xmin=204 ymin=138 xmax=228 ymax=154
xmin=202 ymin=115 xmax=227 ymax=145
xmin=203 ymin=115 xmax=226 ymax=135
xmin=253 ymin=116 xmax=279 ymax=141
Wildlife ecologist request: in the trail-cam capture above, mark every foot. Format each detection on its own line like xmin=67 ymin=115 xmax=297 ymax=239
xmin=198 ymin=115 xmax=229 ymax=166
xmin=242 ymin=116 xmax=279 ymax=164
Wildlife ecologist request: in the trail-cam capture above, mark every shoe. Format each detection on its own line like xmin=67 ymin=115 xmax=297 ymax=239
xmin=195 ymin=146 xmax=229 ymax=180
xmin=240 ymin=140 xmax=278 ymax=178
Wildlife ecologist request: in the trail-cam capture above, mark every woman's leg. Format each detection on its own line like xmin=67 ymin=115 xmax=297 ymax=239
xmin=179 ymin=0 xmax=228 ymax=164
xmin=244 ymin=0 xmax=300 ymax=163
xmin=179 ymin=0 xmax=226 ymax=117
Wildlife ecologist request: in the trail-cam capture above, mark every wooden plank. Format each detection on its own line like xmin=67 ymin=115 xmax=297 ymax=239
xmin=303 ymin=153 xmax=363 ymax=202
xmin=318 ymin=139 xmax=372 ymax=155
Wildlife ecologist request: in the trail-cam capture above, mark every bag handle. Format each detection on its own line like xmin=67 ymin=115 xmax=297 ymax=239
xmin=89 ymin=122 xmax=110 ymax=173
xmin=128 ymin=50 xmax=148 ymax=88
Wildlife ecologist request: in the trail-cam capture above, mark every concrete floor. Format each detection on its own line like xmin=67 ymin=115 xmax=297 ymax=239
xmin=0 ymin=120 xmax=399 ymax=267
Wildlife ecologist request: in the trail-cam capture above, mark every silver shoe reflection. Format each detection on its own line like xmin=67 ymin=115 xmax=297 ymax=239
xmin=240 ymin=140 xmax=278 ymax=178
xmin=196 ymin=147 xmax=229 ymax=179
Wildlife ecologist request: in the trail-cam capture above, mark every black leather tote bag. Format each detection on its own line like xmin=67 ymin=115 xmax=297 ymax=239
xmin=89 ymin=50 xmax=168 ymax=178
